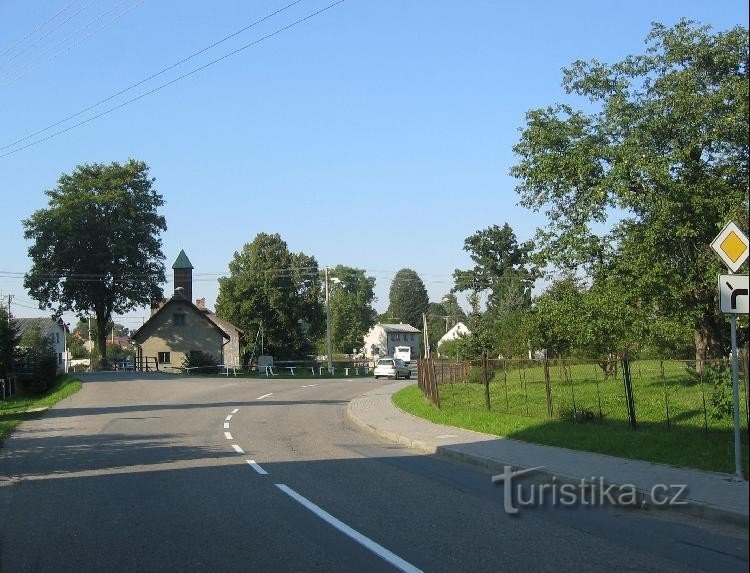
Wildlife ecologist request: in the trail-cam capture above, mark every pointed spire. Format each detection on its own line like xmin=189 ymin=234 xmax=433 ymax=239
xmin=172 ymin=249 xmax=193 ymax=270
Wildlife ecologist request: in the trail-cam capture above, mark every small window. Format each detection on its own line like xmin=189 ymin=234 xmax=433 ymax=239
xmin=158 ymin=352 xmax=171 ymax=364
xmin=55 ymin=333 xmax=60 ymax=344
xmin=173 ymin=313 xmax=186 ymax=326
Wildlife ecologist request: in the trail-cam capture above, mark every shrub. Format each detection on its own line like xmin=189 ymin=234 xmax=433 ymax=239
xmin=559 ymin=405 xmax=597 ymax=423
xmin=182 ymin=351 xmax=218 ymax=372
xmin=705 ymin=364 xmax=733 ymax=420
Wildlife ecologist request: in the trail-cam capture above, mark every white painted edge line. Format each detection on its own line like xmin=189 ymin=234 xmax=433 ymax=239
xmin=225 ymin=415 xmax=233 ymax=421
xmin=256 ymin=393 xmax=274 ymax=400
xmin=275 ymin=484 xmax=422 ymax=573
xmin=231 ymin=408 xmax=239 ymax=414
xmin=232 ymin=444 xmax=245 ymax=454
xmin=435 ymin=434 xmax=458 ymax=439
xmin=301 ymin=383 xmax=319 ymax=388
xmin=246 ymin=460 xmax=268 ymax=475
xmin=224 ymin=432 xmax=233 ymax=440
xmin=224 ymin=422 xmax=230 ymax=429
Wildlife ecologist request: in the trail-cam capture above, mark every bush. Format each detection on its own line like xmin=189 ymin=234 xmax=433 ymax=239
xmin=182 ymin=351 xmax=218 ymax=372
xmin=706 ymin=364 xmax=733 ymax=420
xmin=17 ymin=326 xmax=58 ymax=394
xmin=559 ymin=405 xmax=597 ymax=423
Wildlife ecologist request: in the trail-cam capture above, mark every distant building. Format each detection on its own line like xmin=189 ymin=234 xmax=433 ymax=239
xmin=362 ymin=323 xmax=421 ymax=361
xmin=15 ymin=317 xmax=69 ymax=373
xmin=130 ymin=251 xmax=243 ymax=370
xmin=436 ymin=321 xmax=471 ymax=354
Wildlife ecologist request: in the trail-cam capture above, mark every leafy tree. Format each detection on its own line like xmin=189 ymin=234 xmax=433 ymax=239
xmin=386 ymin=269 xmax=429 ymax=329
xmin=510 ymin=20 xmax=749 ymax=369
xmin=526 ymin=276 xmax=585 ymax=357
xmin=23 ymin=160 xmax=167 ymax=369
xmin=0 ymin=308 xmax=20 ymax=379
xmin=216 ymin=233 xmax=324 ymax=360
xmin=453 ymin=223 xmax=537 ymax=315
xmin=327 ymin=265 xmax=377 ymax=354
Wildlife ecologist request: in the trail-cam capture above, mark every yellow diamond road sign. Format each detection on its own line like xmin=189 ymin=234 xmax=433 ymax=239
xmin=711 ymin=222 xmax=749 ymax=273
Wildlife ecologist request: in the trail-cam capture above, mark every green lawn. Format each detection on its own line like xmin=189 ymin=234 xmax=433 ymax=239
xmin=0 ymin=377 xmax=82 ymax=444
xmin=395 ymin=359 xmax=750 ymax=474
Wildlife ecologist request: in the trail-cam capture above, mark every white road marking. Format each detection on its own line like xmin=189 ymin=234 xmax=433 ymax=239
xmin=435 ymin=434 xmax=458 ymax=439
xmin=224 ymin=432 xmax=233 ymax=440
xmin=275 ymin=484 xmax=422 ymax=573
xmin=256 ymin=393 xmax=273 ymax=400
xmin=246 ymin=460 xmax=268 ymax=475
xmin=224 ymin=422 xmax=230 ymax=429
xmin=231 ymin=408 xmax=239 ymax=414
xmin=225 ymin=415 xmax=233 ymax=421
xmin=232 ymin=444 xmax=245 ymax=454
xmin=301 ymin=383 xmax=319 ymax=388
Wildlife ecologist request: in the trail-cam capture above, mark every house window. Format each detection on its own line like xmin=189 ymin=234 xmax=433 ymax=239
xmin=173 ymin=313 xmax=186 ymax=326
xmin=158 ymin=352 xmax=171 ymax=364
xmin=58 ymin=353 xmax=62 ymax=365
xmin=55 ymin=333 xmax=60 ymax=344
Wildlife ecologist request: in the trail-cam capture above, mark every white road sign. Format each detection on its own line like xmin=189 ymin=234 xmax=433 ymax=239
xmin=719 ymin=275 xmax=749 ymax=314
xmin=711 ymin=222 xmax=749 ymax=273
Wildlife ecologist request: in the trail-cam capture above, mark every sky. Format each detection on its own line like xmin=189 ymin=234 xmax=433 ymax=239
xmin=0 ymin=0 xmax=747 ymax=331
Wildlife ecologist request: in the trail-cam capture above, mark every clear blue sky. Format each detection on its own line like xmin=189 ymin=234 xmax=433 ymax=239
xmin=1 ymin=0 xmax=747 ymax=330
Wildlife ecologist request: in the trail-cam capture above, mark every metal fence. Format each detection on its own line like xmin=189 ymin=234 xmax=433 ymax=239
xmin=417 ymin=355 xmax=750 ymax=434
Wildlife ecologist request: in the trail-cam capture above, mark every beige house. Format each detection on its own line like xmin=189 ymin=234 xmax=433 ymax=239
xmin=131 ymin=251 xmax=243 ymax=370
xmin=362 ymin=323 xmax=421 ymax=362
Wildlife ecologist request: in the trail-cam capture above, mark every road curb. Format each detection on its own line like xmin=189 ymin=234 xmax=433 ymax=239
xmin=346 ymin=395 xmax=749 ymax=529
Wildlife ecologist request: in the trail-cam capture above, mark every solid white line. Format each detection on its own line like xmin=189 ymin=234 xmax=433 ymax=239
xmin=256 ymin=393 xmax=273 ymax=400
xmin=225 ymin=415 xmax=233 ymax=421
xmin=224 ymin=432 xmax=233 ymax=440
xmin=224 ymin=422 xmax=230 ymax=429
xmin=231 ymin=408 xmax=239 ymax=414
xmin=232 ymin=444 xmax=245 ymax=454
xmin=246 ymin=460 xmax=268 ymax=475
xmin=274 ymin=484 xmax=422 ymax=573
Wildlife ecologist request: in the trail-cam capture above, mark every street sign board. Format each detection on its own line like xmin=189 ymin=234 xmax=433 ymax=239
xmin=719 ymin=275 xmax=749 ymax=314
xmin=711 ymin=222 xmax=749 ymax=273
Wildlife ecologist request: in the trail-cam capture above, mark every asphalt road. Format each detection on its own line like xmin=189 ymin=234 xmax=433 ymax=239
xmin=1 ymin=373 xmax=747 ymax=572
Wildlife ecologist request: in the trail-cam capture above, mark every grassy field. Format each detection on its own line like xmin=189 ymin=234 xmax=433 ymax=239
xmin=395 ymin=359 xmax=750 ymax=474
xmin=0 ymin=377 xmax=82 ymax=444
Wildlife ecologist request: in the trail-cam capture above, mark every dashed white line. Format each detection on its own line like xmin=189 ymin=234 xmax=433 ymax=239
xmin=231 ymin=408 xmax=239 ymax=414
xmin=232 ymin=444 xmax=245 ymax=454
xmin=225 ymin=415 xmax=233 ymax=421
xmin=256 ymin=393 xmax=274 ymax=400
xmin=224 ymin=432 xmax=233 ymax=440
xmin=300 ymin=384 xmax=319 ymax=388
xmin=246 ymin=460 xmax=268 ymax=475
xmin=275 ymin=484 xmax=422 ymax=573
xmin=224 ymin=422 xmax=230 ymax=429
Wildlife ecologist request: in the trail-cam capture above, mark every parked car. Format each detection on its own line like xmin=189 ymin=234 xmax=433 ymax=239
xmin=374 ymin=357 xmax=411 ymax=380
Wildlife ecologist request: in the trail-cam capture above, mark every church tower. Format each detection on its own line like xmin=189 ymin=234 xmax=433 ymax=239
xmin=172 ymin=249 xmax=194 ymax=301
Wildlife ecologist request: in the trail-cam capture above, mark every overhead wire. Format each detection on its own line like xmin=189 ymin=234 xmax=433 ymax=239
xmin=0 ymin=0 xmax=346 ymax=158
xmin=0 ymin=0 xmax=81 ymax=61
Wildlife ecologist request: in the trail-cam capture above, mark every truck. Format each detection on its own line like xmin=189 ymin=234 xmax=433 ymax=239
xmin=393 ymin=346 xmax=412 ymax=363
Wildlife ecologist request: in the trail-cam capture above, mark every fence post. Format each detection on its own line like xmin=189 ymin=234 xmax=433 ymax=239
xmin=483 ymin=352 xmax=491 ymax=411
xmin=660 ymin=360 xmax=671 ymax=430
xmin=431 ymin=359 xmax=440 ymax=409
xmin=621 ymin=354 xmax=637 ymax=430
xmin=543 ymin=358 xmax=553 ymax=418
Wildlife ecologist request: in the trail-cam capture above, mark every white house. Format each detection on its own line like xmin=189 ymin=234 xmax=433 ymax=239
xmin=15 ymin=317 xmax=69 ymax=373
xmin=363 ymin=323 xmax=421 ymax=362
xmin=436 ymin=322 xmax=471 ymax=354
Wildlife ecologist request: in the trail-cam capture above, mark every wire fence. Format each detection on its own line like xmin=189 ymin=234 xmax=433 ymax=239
xmin=418 ymin=355 xmax=750 ymax=434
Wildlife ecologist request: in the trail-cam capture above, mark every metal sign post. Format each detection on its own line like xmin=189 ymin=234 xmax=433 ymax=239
xmin=712 ymin=223 xmax=749 ymax=480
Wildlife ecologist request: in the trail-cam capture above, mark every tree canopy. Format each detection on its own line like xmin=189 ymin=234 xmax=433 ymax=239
xmin=386 ymin=269 xmax=429 ymax=329
xmin=215 ymin=233 xmax=324 ymax=360
xmin=23 ymin=159 xmax=167 ymax=368
xmin=510 ymin=20 xmax=749 ymax=366
xmin=327 ymin=265 xmax=377 ymax=354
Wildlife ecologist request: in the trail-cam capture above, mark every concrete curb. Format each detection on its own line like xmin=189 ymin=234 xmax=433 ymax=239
xmin=346 ymin=393 xmax=749 ymax=529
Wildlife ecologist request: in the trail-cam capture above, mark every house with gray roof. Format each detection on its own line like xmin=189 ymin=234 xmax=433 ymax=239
xmin=362 ymin=323 xmax=421 ymax=361
xmin=14 ymin=317 xmax=69 ymax=373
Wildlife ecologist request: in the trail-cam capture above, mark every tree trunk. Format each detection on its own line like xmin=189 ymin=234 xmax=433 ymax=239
xmin=694 ymin=328 xmax=710 ymax=374
xmin=97 ymin=318 xmax=109 ymax=370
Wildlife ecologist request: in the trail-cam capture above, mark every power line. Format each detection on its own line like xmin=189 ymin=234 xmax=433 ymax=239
xmin=0 ymin=0 xmax=345 ymax=158
xmin=0 ymin=0 xmax=147 ymax=88
xmin=0 ymin=0 xmax=81 ymax=61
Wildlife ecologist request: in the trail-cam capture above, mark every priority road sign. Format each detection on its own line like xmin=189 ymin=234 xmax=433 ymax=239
xmin=711 ymin=222 xmax=749 ymax=273
xmin=719 ymin=275 xmax=749 ymax=314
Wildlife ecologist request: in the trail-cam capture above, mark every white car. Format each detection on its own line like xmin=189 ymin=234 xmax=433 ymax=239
xmin=373 ymin=358 xmax=411 ymax=380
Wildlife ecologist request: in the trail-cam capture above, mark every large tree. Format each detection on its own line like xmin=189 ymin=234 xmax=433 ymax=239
xmin=327 ymin=265 xmax=377 ymax=354
xmin=0 ymin=308 xmax=20 ymax=380
xmin=216 ymin=233 xmax=324 ymax=360
xmin=23 ymin=160 xmax=167 ymax=369
xmin=452 ymin=223 xmax=536 ymax=315
xmin=386 ymin=268 xmax=429 ymax=329
xmin=510 ymin=20 xmax=748 ymax=369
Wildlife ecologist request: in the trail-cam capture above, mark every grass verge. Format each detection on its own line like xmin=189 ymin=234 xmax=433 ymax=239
xmin=0 ymin=376 xmax=82 ymax=444
xmin=392 ymin=383 xmax=749 ymax=474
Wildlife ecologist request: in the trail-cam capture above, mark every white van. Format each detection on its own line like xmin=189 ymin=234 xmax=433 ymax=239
xmin=393 ymin=346 xmax=412 ymax=363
